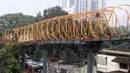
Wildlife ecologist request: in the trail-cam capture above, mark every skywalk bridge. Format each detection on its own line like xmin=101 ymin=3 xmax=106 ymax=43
xmin=1 ymin=4 xmax=130 ymax=73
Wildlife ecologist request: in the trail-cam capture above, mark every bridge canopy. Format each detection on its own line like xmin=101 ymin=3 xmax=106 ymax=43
xmin=1 ymin=4 xmax=130 ymax=45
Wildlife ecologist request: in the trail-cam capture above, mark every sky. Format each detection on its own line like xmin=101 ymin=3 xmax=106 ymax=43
xmin=0 ymin=0 xmax=130 ymax=16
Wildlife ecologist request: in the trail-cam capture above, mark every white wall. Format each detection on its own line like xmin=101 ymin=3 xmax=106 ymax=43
xmin=97 ymin=54 xmax=120 ymax=72
xmin=59 ymin=0 xmax=70 ymax=8
xmin=63 ymin=5 xmax=75 ymax=14
xmin=87 ymin=0 xmax=91 ymax=12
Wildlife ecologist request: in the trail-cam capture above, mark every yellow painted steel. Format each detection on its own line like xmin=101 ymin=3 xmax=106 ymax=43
xmin=2 ymin=4 xmax=130 ymax=44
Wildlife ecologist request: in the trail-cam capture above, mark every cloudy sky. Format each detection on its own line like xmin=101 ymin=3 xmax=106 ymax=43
xmin=0 ymin=0 xmax=130 ymax=16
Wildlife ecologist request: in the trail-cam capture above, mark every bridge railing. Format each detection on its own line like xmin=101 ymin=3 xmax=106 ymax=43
xmin=2 ymin=4 xmax=130 ymax=44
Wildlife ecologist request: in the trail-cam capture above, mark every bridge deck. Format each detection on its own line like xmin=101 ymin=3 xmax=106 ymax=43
xmin=16 ymin=35 xmax=130 ymax=46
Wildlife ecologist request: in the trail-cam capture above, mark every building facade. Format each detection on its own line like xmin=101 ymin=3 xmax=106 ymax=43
xmin=97 ymin=49 xmax=130 ymax=73
xmin=59 ymin=0 xmax=75 ymax=14
xmin=75 ymin=0 xmax=87 ymax=13
xmin=59 ymin=0 xmax=106 ymax=14
xmin=91 ymin=0 xmax=106 ymax=11
xmin=59 ymin=0 xmax=70 ymax=8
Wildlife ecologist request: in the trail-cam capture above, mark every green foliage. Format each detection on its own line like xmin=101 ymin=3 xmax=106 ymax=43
xmin=31 ymin=49 xmax=43 ymax=61
xmin=110 ymin=40 xmax=126 ymax=46
xmin=35 ymin=6 xmax=68 ymax=22
xmin=0 ymin=13 xmax=35 ymax=32
xmin=0 ymin=31 xmax=2 ymax=37
xmin=35 ymin=12 xmax=43 ymax=22
xmin=101 ymin=42 xmax=112 ymax=48
xmin=60 ymin=48 xmax=80 ymax=62
xmin=5 ymin=56 xmax=22 ymax=73
xmin=43 ymin=6 xmax=68 ymax=19
xmin=0 ymin=43 xmax=22 ymax=73
xmin=128 ymin=46 xmax=130 ymax=49
xmin=106 ymin=42 xmax=128 ymax=50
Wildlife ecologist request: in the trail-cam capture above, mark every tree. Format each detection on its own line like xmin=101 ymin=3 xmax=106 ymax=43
xmin=31 ymin=49 xmax=43 ymax=61
xmin=0 ymin=13 xmax=35 ymax=32
xmin=35 ymin=11 xmax=43 ymax=22
xmin=60 ymin=48 xmax=80 ymax=63
xmin=0 ymin=43 xmax=22 ymax=73
xmin=35 ymin=6 xmax=68 ymax=22
xmin=43 ymin=6 xmax=68 ymax=19
xmin=101 ymin=42 xmax=112 ymax=48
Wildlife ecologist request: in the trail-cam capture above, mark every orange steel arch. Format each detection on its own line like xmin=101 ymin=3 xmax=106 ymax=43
xmin=2 ymin=4 xmax=130 ymax=44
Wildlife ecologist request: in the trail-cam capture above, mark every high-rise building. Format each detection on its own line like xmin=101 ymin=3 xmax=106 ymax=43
xmin=63 ymin=5 xmax=75 ymax=14
xmin=91 ymin=0 xmax=97 ymax=11
xmin=87 ymin=0 xmax=91 ymax=12
xmin=59 ymin=0 xmax=75 ymax=14
xmin=102 ymin=0 xmax=106 ymax=8
xmin=59 ymin=0 xmax=70 ymax=8
xmin=69 ymin=0 xmax=75 ymax=7
xmin=72 ymin=0 xmax=88 ymax=13
xmin=79 ymin=0 xmax=87 ymax=12
xmin=74 ymin=0 xmax=79 ymax=13
xmin=91 ymin=0 xmax=106 ymax=11
xmin=59 ymin=0 xmax=106 ymax=14
xmin=59 ymin=0 xmax=75 ymax=8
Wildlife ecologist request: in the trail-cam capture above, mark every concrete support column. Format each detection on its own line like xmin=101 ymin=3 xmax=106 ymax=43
xmin=42 ymin=48 xmax=48 ymax=73
xmin=87 ymin=50 xmax=93 ymax=73
xmin=21 ymin=48 xmax=25 ymax=71
xmin=0 ymin=63 xmax=2 ymax=73
xmin=128 ymin=40 xmax=130 ymax=45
